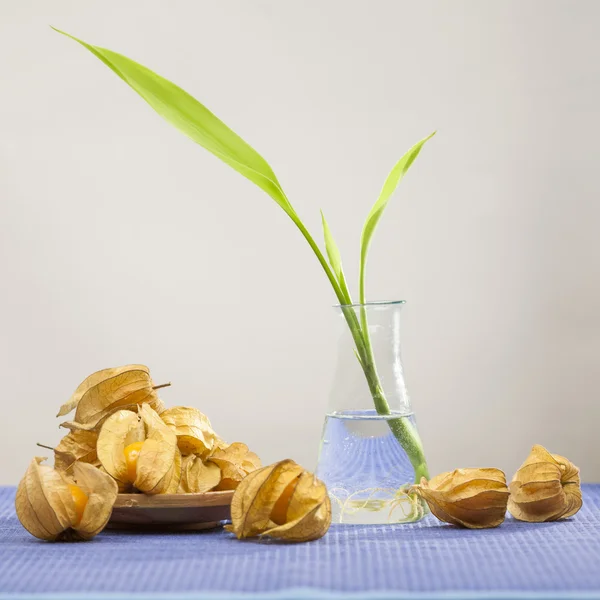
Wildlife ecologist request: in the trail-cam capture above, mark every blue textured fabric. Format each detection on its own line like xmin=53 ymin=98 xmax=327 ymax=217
xmin=1 ymin=485 xmax=599 ymax=600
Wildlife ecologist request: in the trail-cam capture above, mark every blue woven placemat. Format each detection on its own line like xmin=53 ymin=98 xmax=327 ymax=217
xmin=1 ymin=485 xmax=599 ymax=600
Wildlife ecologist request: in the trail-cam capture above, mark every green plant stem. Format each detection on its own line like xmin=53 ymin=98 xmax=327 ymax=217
xmin=387 ymin=416 xmax=429 ymax=482
xmin=346 ymin=310 xmax=429 ymax=483
xmin=355 ymin=275 xmax=429 ymax=483
xmin=281 ymin=200 xmax=429 ymax=484
xmin=241 ymin=180 xmax=432 ymax=478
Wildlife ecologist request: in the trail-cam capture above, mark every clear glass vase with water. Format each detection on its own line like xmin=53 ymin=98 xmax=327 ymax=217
xmin=316 ymin=301 xmax=429 ymax=525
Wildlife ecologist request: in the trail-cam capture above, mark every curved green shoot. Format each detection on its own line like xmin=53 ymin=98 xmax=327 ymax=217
xmin=359 ymin=132 xmax=436 ymax=305
xmin=320 ymin=210 xmax=352 ymax=305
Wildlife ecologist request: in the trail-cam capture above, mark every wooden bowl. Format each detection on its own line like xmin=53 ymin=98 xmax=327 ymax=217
xmin=108 ymin=491 xmax=234 ymax=531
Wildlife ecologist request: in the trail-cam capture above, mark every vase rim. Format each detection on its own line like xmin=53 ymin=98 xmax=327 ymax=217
xmin=334 ymin=299 xmax=407 ymax=308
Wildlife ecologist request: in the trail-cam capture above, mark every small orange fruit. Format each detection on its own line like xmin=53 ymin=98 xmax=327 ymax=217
xmin=68 ymin=483 xmax=89 ymax=526
xmin=124 ymin=441 xmax=145 ymax=483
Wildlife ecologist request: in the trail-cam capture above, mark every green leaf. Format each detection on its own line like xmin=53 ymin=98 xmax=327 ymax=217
xmin=320 ymin=210 xmax=351 ymax=303
xmin=52 ymin=28 xmax=352 ymax=306
xmin=51 ymin=27 xmax=293 ymax=216
xmin=358 ymin=132 xmax=435 ymax=303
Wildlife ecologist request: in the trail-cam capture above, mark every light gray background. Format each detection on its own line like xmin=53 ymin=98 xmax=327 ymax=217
xmin=1 ymin=0 xmax=598 ymax=485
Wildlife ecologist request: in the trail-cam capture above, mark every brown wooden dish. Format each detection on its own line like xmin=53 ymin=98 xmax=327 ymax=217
xmin=108 ymin=490 xmax=234 ymax=531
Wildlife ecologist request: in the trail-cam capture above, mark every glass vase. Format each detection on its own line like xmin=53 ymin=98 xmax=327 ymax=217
xmin=316 ymin=301 xmax=429 ymax=525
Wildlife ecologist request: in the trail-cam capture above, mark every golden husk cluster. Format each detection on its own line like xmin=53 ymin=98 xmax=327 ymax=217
xmin=16 ymin=364 xmax=331 ymax=543
xmin=412 ymin=468 xmax=510 ymax=529
xmin=227 ymin=459 xmax=331 ymax=542
xmin=508 ymin=445 xmax=582 ymax=522
xmin=16 ymin=458 xmax=118 ymax=542
xmin=412 ymin=445 xmax=582 ymax=529
xmin=16 ymin=365 xmax=257 ymax=540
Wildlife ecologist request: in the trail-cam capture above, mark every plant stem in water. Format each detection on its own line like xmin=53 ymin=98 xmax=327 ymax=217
xmin=341 ymin=306 xmax=429 ymax=483
xmin=279 ymin=194 xmax=429 ymax=484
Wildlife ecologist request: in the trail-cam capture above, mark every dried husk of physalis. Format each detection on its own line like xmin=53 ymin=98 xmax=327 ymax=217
xmin=508 ymin=445 xmax=582 ymax=522
xmin=97 ymin=465 xmax=130 ymax=493
xmin=160 ymin=406 xmax=217 ymax=457
xmin=15 ymin=457 xmax=118 ymax=541
xmin=179 ymin=455 xmax=222 ymax=493
xmin=227 ymin=459 xmax=331 ymax=542
xmin=213 ymin=438 xmax=230 ymax=452
xmin=412 ymin=468 xmax=510 ymax=529
xmin=97 ymin=404 xmax=181 ymax=494
xmin=208 ymin=442 xmax=261 ymax=490
xmin=53 ymin=430 xmax=99 ymax=472
xmin=57 ymin=365 xmax=165 ymax=432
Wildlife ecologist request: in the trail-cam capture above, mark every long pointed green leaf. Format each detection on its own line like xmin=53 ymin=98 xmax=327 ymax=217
xmin=52 ymin=27 xmax=293 ymax=216
xmin=52 ymin=28 xmax=352 ymax=307
xmin=358 ymin=131 xmax=435 ymax=303
xmin=320 ymin=210 xmax=351 ymax=303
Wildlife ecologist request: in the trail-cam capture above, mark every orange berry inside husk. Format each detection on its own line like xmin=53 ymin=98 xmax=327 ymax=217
xmin=124 ymin=441 xmax=145 ymax=483
xmin=270 ymin=476 xmax=300 ymax=525
xmin=68 ymin=484 xmax=89 ymax=526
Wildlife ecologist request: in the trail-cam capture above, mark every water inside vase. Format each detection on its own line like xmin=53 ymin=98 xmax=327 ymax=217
xmin=316 ymin=409 xmax=427 ymax=524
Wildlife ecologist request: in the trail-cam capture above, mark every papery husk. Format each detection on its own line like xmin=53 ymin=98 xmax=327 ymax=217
xmin=179 ymin=454 xmax=221 ymax=493
xmin=53 ymin=430 xmax=98 ymax=472
xmin=209 ymin=442 xmax=261 ymax=490
xmin=57 ymin=365 xmax=148 ymax=417
xmin=15 ymin=457 xmax=117 ymax=541
xmin=508 ymin=445 xmax=582 ymax=522
xmin=70 ymin=462 xmax=119 ymax=539
xmin=213 ymin=438 xmax=230 ymax=452
xmin=227 ymin=459 xmax=331 ymax=542
xmin=96 ymin=410 xmax=145 ymax=484
xmin=97 ymin=465 xmax=130 ymax=493
xmin=262 ymin=471 xmax=332 ymax=542
xmin=134 ymin=404 xmax=181 ymax=494
xmin=58 ymin=365 xmax=165 ymax=431
xmin=16 ymin=457 xmax=75 ymax=540
xmin=412 ymin=468 xmax=510 ymax=529
xmin=61 ymin=396 xmax=165 ymax=432
xmin=160 ymin=406 xmax=216 ymax=457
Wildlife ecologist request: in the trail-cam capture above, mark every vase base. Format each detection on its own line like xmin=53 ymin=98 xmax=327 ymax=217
xmin=329 ymin=488 xmax=428 ymax=525
xmin=316 ymin=410 xmax=429 ymax=525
